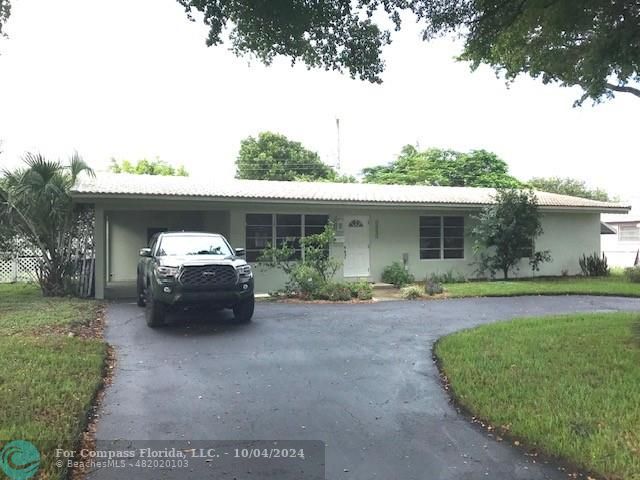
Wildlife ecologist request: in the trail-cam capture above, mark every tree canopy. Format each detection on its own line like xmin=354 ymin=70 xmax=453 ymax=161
xmin=471 ymin=189 xmax=551 ymax=280
xmin=362 ymin=145 xmax=522 ymax=188
xmin=419 ymin=0 xmax=640 ymax=104
xmin=0 ymin=0 xmax=9 ymax=38
xmin=236 ymin=131 xmax=352 ymax=182
xmin=529 ymin=177 xmax=611 ymax=201
xmin=109 ymin=158 xmax=188 ymax=176
xmin=178 ymin=0 xmax=639 ymax=102
xmin=1 ymin=1 xmax=637 ymax=102
xmin=176 ymin=0 xmax=402 ymax=83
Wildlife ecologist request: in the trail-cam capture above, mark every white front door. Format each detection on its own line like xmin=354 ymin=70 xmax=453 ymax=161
xmin=344 ymin=215 xmax=370 ymax=277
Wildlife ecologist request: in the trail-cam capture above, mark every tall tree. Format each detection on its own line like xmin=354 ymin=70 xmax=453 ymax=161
xmin=529 ymin=177 xmax=611 ymax=201
xmin=362 ymin=146 xmax=522 ymax=188
xmin=471 ymin=189 xmax=551 ymax=280
xmin=0 ymin=153 xmax=94 ymax=296
xmin=2 ymin=1 xmax=637 ymax=102
xmin=110 ymin=158 xmax=188 ymax=176
xmin=236 ymin=132 xmax=352 ymax=182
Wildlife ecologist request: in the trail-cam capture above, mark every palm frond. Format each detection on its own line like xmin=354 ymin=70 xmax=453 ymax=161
xmin=67 ymin=152 xmax=94 ymax=183
xmin=23 ymin=152 xmax=62 ymax=182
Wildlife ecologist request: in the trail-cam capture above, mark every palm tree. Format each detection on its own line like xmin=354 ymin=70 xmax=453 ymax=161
xmin=0 ymin=153 xmax=94 ymax=296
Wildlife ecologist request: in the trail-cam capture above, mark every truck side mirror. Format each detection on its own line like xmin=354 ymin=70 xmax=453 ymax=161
xmin=234 ymin=247 xmax=245 ymax=257
xmin=139 ymin=247 xmax=152 ymax=257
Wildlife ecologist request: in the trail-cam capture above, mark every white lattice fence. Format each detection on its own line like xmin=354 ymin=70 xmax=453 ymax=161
xmin=0 ymin=254 xmax=39 ymax=283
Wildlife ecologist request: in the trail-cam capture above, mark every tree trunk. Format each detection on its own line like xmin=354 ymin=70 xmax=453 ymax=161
xmin=38 ymin=261 xmax=68 ymax=297
xmin=503 ymin=267 xmax=509 ymax=280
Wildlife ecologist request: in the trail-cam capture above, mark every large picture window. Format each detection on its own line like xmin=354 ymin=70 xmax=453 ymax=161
xmin=419 ymin=216 xmax=464 ymax=260
xmin=245 ymin=214 xmax=329 ymax=262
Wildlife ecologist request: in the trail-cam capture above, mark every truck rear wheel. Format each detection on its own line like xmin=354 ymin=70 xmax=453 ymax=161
xmin=145 ymin=291 xmax=166 ymax=328
xmin=233 ymin=295 xmax=255 ymax=323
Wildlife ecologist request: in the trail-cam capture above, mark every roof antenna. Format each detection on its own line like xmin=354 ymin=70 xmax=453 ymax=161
xmin=335 ymin=117 xmax=341 ymax=173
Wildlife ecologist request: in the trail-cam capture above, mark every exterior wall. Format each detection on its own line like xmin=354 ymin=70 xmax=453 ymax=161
xmin=228 ymin=205 xmax=601 ymax=292
xmin=534 ymin=212 xmax=601 ymax=276
xmin=91 ymin=197 xmax=602 ymax=297
xmin=601 ymin=223 xmax=640 ymax=267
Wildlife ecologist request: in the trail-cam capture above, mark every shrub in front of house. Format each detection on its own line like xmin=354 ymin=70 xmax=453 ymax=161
xmin=349 ymin=281 xmax=373 ymax=300
xmin=427 ymin=270 xmax=466 ymax=284
xmin=257 ymin=225 xmax=376 ymax=301
xmin=290 ymin=264 xmax=324 ymax=298
xmin=579 ymin=252 xmax=609 ymax=277
xmin=317 ymin=282 xmax=353 ymax=301
xmin=401 ymin=285 xmax=423 ymax=300
xmin=624 ymin=266 xmax=640 ymax=283
xmin=425 ymin=280 xmax=444 ymax=296
xmin=382 ymin=262 xmax=414 ymax=287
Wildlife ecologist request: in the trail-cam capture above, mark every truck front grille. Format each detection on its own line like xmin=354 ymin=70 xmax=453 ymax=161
xmin=179 ymin=265 xmax=238 ymax=288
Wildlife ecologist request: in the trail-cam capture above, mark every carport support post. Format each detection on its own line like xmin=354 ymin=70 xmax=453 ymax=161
xmin=94 ymin=204 xmax=105 ymax=299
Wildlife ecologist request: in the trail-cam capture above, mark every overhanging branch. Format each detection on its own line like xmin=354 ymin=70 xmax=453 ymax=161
xmin=605 ymin=82 xmax=640 ymax=99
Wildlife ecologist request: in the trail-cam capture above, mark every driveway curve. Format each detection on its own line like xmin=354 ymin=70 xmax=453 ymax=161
xmin=96 ymin=296 xmax=640 ymax=479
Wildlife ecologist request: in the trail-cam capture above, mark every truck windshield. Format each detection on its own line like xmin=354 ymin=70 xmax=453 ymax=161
xmin=156 ymin=236 xmax=233 ymax=256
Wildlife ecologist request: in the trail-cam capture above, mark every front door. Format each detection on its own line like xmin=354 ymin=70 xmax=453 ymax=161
xmin=344 ymin=215 xmax=370 ymax=277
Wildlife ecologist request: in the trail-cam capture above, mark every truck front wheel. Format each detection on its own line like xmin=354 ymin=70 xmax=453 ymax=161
xmin=136 ymin=277 xmax=146 ymax=307
xmin=145 ymin=290 xmax=166 ymax=328
xmin=233 ymin=295 xmax=255 ymax=323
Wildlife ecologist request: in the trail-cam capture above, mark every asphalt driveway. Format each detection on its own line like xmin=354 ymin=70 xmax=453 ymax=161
xmin=94 ymin=296 xmax=640 ymax=479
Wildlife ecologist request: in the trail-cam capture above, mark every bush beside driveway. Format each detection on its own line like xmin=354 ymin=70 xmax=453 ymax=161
xmin=0 ymin=284 xmax=107 ymax=480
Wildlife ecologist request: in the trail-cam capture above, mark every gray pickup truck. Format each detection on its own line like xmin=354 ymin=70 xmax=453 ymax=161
xmin=136 ymin=231 xmax=254 ymax=327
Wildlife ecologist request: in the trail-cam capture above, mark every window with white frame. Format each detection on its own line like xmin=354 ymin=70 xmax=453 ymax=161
xmin=419 ymin=216 xmax=464 ymax=259
xmin=245 ymin=214 xmax=329 ymax=262
xmin=246 ymin=214 xmax=273 ymax=262
xmin=618 ymin=224 xmax=640 ymax=242
xmin=275 ymin=214 xmax=302 ymax=260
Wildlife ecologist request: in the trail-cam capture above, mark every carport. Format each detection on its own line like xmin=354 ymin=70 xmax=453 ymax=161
xmin=96 ymin=202 xmax=230 ymax=298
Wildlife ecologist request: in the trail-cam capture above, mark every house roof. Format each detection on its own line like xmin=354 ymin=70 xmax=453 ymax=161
xmin=602 ymin=200 xmax=640 ymax=223
xmin=71 ymin=172 xmax=631 ymax=212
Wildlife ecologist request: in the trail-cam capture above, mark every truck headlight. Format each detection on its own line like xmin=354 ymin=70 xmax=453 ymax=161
xmin=237 ymin=264 xmax=253 ymax=280
xmin=156 ymin=266 xmax=180 ymax=279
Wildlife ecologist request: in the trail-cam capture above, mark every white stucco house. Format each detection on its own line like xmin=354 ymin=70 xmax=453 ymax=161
xmin=70 ymin=173 xmax=630 ymax=299
xmin=601 ymin=202 xmax=640 ymax=267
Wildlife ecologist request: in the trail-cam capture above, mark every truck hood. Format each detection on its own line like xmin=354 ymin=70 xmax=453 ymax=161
xmin=157 ymin=255 xmax=245 ymax=268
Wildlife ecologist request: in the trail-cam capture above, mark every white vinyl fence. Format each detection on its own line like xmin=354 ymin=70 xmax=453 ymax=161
xmin=0 ymin=252 xmax=95 ymax=297
xmin=0 ymin=253 xmax=39 ymax=283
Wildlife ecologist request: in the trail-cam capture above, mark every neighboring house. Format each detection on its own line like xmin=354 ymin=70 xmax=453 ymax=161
xmin=601 ymin=202 xmax=640 ymax=267
xmin=70 ymin=173 xmax=629 ymax=299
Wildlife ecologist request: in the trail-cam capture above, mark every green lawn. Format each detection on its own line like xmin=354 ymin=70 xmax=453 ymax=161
xmin=0 ymin=283 xmax=107 ymax=480
xmin=444 ymin=275 xmax=640 ymax=298
xmin=435 ymin=312 xmax=640 ymax=479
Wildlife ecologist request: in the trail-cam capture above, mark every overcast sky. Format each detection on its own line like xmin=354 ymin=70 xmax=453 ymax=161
xmin=0 ymin=0 xmax=638 ymax=201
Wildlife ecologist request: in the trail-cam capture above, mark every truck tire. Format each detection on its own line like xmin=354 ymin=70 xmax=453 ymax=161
xmin=145 ymin=291 xmax=166 ymax=328
xmin=233 ymin=295 xmax=255 ymax=323
xmin=136 ymin=278 xmax=146 ymax=307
